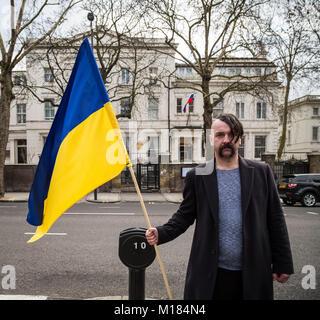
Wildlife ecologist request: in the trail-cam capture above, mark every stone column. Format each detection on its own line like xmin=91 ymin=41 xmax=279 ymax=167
xmin=307 ymin=152 xmax=320 ymax=173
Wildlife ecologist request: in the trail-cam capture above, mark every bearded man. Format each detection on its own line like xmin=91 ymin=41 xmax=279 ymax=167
xmin=146 ymin=113 xmax=294 ymax=300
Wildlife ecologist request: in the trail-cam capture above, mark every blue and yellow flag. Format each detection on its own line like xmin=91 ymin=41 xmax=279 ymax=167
xmin=26 ymin=38 xmax=131 ymax=243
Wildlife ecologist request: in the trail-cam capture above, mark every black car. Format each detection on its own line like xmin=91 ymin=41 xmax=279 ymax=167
xmin=277 ymin=174 xmax=320 ymax=207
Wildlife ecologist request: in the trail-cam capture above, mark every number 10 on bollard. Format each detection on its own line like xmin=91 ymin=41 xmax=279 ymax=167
xmin=119 ymin=227 xmax=156 ymax=300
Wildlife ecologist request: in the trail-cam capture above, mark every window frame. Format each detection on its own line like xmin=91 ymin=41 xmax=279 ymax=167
xmin=44 ymin=100 xmax=55 ymax=120
xmin=17 ymin=104 xmax=26 ymax=124
xmin=44 ymin=68 xmax=54 ymax=82
xmin=121 ymin=68 xmax=130 ymax=85
xmin=312 ymin=126 xmax=319 ymax=141
xmin=120 ymin=97 xmax=131 ymax=116
xmin=179 ymin=137 xmax=193 ymax=163
xmin=254 ymin=135 xmax=266 ymax=159
xmin=176 ymin=98 xmax=182 ymax=113
xmin=256 ymin=101 xmax=267 ymax=119
xmin=16 ymin=139 xmax=27 ymax=164
xmin=236 ymin=101 xmax=244 ymax=119
xmin=148 ymin=98 xmax=159 ymax=120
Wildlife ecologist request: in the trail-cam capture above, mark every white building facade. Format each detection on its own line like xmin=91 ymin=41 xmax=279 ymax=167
xmin=7 ymin=36 xmax=283 ymax=169
xmin=284 ymin=95 xmax=320 ymax=160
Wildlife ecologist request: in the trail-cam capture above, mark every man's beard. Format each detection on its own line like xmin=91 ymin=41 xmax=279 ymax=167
xmin=218 ymin=143 xmax=236 ymax=158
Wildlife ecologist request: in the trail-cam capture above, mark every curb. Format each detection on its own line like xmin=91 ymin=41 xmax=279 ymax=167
xmin=86 ymin=199 xmax=121 ymax=203
xmin=0 ymin=198 xmax=28 ymax=203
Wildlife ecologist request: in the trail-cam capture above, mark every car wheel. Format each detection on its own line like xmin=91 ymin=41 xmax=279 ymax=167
xmin=301 ymin=192 xmax=316 ymax=207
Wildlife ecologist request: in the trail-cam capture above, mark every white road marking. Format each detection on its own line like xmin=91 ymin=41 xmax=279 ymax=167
xmin=24 ymin=232 xmax=67 ymax=236
xmin=65 ymin=212 xmax=136 ymax=215
xmin=0 ymin=295 xmax=47 ymax=300
xmin=307 ymin=211 xmax=319 ymax=215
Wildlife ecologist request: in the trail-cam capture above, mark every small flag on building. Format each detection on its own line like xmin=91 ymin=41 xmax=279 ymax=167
xmin=183 ymin=93 xmax=194 ymax=113
xmin=26 ymin=38 xmax=131 ymax=243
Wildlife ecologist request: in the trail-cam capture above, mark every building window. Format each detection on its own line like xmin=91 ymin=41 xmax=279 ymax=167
xmin=179 ymin=137 xmax=192 ymax=163
xmin=177 ymin=98 xmax=182 ymax=113
xmin=288 ymin=130 xmax=291 ymax=145
xmin=212 ymin=100 xmax=224 ymax=118
xmin=235 ymin=68 xmax=241 ymax=75
xmin=312 ymin=127 xmax=319 ymax=141
xmin=148 ymin=98 xmax=159 ymax=120
xmin=149 ymin=67 xmax=158 ymax=84
xmin=44 ymin=100 xmax=55 ymax=120
xmin=178 ymin=67 xmax=192 ymax=75
xmin=239 ymin=136 xmax=245 ymax=157
xmin=254 ymin=135 xmax=266 ymax=158
xmin=44 ymin=68 xmax=54 ymax=82
xmin=17 ymin=104 xmax=26 ymax=124
xmin=121 ymin=68 xmax=130 ymax=85
xmin=313 ymin=107 xmax=319 ymax=116
xmin=14 ymin=75 xmax=21 ymax=85
xmin=148 ymin=136 xmax=159 ymax=164
xmin=236 ymin=102 xmax=244 ymax=119
xmin=256 ymin=101 xmax=266 ymax=119
xmin=120 ymin=98 xmax=131 ymax=116
xmin=17 ymin=139 xmax=27 ymax=164
xmin=13 ymin=75 xmax=26 ymax=85
xmin=255 ymin=68 xmax=262 ymax=75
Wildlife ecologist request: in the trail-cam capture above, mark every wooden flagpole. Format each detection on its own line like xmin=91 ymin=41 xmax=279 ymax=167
xmin=128 ymin=166 xmax=173 ymax=300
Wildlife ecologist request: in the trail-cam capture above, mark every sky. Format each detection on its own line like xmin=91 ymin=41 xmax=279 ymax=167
xmin=0 ymin=0 xmax=319 ymax=100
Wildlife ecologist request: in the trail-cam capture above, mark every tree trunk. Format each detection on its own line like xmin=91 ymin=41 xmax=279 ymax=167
xmin=0 ymin=70 xmax=13 ymax=197
xmin=277 ymin=80 xmax=291 ymax=160
xmin=201 ymin=77 xmax=213 ymax=158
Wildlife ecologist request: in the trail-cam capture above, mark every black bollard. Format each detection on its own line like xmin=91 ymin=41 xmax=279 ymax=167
xmin=129 ymin=268 xmax=145 ymax=300
xmin=119 ymin=228 xmax=156 ymax=300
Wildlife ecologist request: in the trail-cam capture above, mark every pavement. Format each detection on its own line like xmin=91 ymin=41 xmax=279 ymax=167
xmin=0 ymin=192 xmax=183 ymax=203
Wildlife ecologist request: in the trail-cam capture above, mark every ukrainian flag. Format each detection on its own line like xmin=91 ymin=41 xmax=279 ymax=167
xmin=26 ymin=38 xmax=131 ymax=243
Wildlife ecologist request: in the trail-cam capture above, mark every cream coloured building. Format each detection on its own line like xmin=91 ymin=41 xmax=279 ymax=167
xmin=7 ymin=35 xmax=283 ymax=169
xmin=284 ymin=95 xmax=320 ymax=160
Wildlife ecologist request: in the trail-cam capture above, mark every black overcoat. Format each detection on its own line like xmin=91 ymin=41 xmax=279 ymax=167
xmin=157 ymin=157 xmax=294 ymax=300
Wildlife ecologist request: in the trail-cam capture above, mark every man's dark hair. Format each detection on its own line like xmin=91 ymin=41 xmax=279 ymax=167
xmin=216 ymin=113 xmax=244 ymax=143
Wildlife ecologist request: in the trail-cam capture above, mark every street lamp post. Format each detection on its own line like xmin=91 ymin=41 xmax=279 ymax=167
xmin=87 ymin=11 xmax=97 ymax=201
xmin=87 ymin=12 xmax=94 ymax=48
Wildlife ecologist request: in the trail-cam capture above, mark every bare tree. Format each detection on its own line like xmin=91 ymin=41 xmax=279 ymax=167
xmin=23 ymin=0 xmax=164 ymax=120
xmin=0 ymin=0 xmax=81 ymax=197
xmin=84 ymin=0 xmax=170 ymax=120
xmin=296 ymin=0 xmax=320 ymax=43
xmin=142 ymin=0 xmax=274 ymax=155
xmin=248 ymin=0 xmax=320 ymax=160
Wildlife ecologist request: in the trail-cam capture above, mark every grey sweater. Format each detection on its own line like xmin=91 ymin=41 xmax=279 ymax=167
xmin=216 ymin=168 xmax=243 ymax=271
